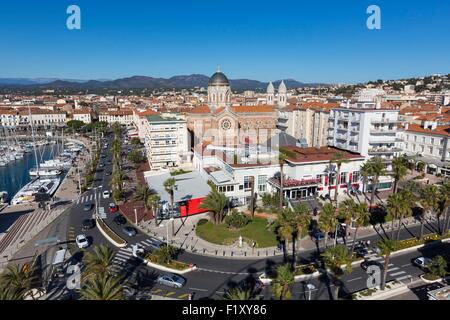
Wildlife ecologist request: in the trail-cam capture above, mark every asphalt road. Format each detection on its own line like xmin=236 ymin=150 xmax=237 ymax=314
xmin=51 ymin=130 xmax=450 ymax=300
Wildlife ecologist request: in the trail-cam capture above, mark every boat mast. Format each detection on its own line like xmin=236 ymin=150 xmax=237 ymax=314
xmin=28 ymin=105 xmax=40 ymax=178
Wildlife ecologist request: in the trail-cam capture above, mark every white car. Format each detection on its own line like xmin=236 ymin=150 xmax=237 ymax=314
xmin=413 ymin=257 xmax=432 ymax=269
xmin=102 ymin=190 xmax=111 ymax=199
xmin=258 ymin=273 xmax=273 ymax=285
xmin=76 ymin=234 xmax=89 ymax=249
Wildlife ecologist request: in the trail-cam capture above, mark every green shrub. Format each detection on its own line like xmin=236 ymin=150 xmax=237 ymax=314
xmin=197 ymin=219 xmax=208 ymax=226
xmin=225 ymin=210 xmax=250 ymax=229
xmin=428 ymin=255 xmax=448 ymax=278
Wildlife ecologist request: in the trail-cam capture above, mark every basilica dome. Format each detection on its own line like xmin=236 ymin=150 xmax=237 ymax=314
xmin=209 ymin=71 xmax=230 ymax=86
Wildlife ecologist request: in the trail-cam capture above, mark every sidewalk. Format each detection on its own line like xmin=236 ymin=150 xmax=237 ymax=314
xmin=137 ymin=211 xmax=427 ymax=260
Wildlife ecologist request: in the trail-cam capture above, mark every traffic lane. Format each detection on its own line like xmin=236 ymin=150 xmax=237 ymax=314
xmin=332 ymin=242 xmax=450 ymax=295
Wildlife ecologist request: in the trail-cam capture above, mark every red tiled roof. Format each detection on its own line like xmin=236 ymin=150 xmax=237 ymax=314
xmin=406 ymin=124 xmax=450 ymax=137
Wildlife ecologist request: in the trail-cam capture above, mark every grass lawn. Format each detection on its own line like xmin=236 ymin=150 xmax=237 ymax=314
xmin=196 ymin=217 xmax=278 ymax=248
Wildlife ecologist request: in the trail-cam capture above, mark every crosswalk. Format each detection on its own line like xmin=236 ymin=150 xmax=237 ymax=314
xmin=110 ymin=239 xmax=164 ymax=276
xmin=365 ymin=254 xmax=410 ymax=281
xmin=75 ymin=190 xmax=113 ymax=205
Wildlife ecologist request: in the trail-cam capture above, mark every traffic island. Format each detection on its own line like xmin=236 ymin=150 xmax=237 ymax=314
xmin=131 ymin=246 xmax=196 ymax=274
xmin=96 ymin=218 xmax=128 ymax=248
xmin=352 ymin=280 xmax=408 ymax=300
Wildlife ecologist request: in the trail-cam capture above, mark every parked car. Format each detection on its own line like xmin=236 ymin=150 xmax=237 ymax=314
xmin=311 ymin=230 xmax=325 ymax=241
xmin=122 ymin=226 xmax=137 ymax=237
xmin=82 ymin=219 xmax=95 ymax=231
xmin=102 ymin=190 xmax=111 ymax=199
xmin=360 ymin=259 xmax=383 ymax=271
xmin=105 ymin=172 xmax=112 ymax=176
xmin=156 ymin=273 xmax=186 ymax=288
xmin=76 ymin=234 xmax=89 ymax=249
xmin=146 ymin=239 xmax=165 ymax=251
xmin=258 ymin=273 xmax=273 ymax=285
xmin=113 ymin=214 xmax=127 ymax=226
xmin=83 ymin=203 xmax=93 ymax=212
xmin=109 ymin=203 xmax=118 ymax=213
xmin=413 ymin=257 xmax=432 ymax=270
xmin=238 ymin=277 xmax=264 ymax=296
xmin=354 ymin=245 xmax=369 ymax=258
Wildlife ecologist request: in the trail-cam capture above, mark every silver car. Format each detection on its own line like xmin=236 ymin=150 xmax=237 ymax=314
xmin=156 ymin=273 xmax=186 ymax=288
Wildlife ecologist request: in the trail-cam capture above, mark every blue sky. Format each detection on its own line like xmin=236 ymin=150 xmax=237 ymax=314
xmin=0 ymin=0 xmax=449 ymax=83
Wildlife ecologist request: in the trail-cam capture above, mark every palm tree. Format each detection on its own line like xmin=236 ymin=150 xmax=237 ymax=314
xmin=321 ymin=245 xmax=352 ymax=300
xmin=147 ymin=194 xmax=161 ymax=217
xmin=419 ymin=185 xmax=440 ymax=238
xmin=0 ymin=284 xmax=23 ymax=300
xmin=377 ymin=239 xmax=397 ymax=290
xmin=349 ymin=202 xmax=370 ymax=257
xmin=291 ymin=204 xmax=310 ymax=266
xmin=330 ymin=152 xmax=349 ymax=204
xmin=360 ymin=162 xmax=371 ymax=201
xmin=134 ymin=184 xmax=152 ymax=210
xmin=277 ymin=147 xmax=295 ymax=209
xmin=199 ymin=185 xmax=228 ymax=225
xmin=318 ymin=203 xmax=338 ymax=249
xmin=338 ymin=199 xmax=355 ymax=246
xmin=275 ymin=210 xmax=294 ymax=263
xmin=223 ymin=287 xmax=252 ymax=300
xmin=0 ymin=264 xmax=36 ymax=300
xmin=83 ymin=245 xmax=115 ymax=279
xmin=387 ymin=193 xmax=407 ymax=240
xmin=271 ymin=264 xmax=294 ymax=300
xmin=367 ymin=157 xmax=387 ymax=208
xmin=80 ymin=274 xmax=123 ymax=300
xmin=163 ymin=178 xmax=177 ymax=213
xmin=392 ymin=156 xmax=408 ymax=193
xmin=439 ymin=182 xmax=450 ymax=236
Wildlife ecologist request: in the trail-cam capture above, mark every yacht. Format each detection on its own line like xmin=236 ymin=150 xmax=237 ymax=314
xmin=11 ymin=178 xmax=61 ymax=205
xmin=29 ymin=168 xmax=62 ymax=177
xmin=40 ymin=159 xmax=72 ymax=170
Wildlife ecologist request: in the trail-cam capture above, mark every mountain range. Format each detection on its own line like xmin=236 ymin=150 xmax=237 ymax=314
xmin=0 ymin=75 xmax=328 ymax=90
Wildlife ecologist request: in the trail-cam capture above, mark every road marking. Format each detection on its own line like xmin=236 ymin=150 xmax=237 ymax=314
xmin=387 ymin=267 xmax=399 ymax=272
xmin=347 ymin=277 xmax=362 ymax=283
xmin=166 ymin=292 xmax=176 ymax=297
xmin=178 ymin=293 xmax=190 ymax=299
xmin=390 ymin=271 xmax=406 ymax=277
xmin=396 ymin=275 xmax=412 ymax=281
xmin=197 ymin=268 xmax=250 ymax=276
xmin=152 ymin=289 xmax=162 ymax=294
xmin=188 ymin=287 xmax=209 ymax=292
xmin=401 ymin=263 xmax=411 ymax=268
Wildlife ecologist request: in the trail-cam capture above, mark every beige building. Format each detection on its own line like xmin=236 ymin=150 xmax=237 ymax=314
xmin=72 ymin=109 xmax=94 ymax=124
xmin=280 ymin=102 xmax=338 ymax=147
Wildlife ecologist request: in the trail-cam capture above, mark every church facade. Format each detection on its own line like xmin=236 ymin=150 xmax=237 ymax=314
xmin=187 ymin=70 xmax=284 ymax=148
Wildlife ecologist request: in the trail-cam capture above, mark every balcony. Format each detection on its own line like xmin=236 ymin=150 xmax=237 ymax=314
xmin=370 ymin=128 xmax=396 ymax=134
xmin=336 ymin=134 xmax=348 ymax=141
xmin=371 ymin=118 xmax=399 ymax=124
xmin=368 ymin=148 xmax=403 ymax=155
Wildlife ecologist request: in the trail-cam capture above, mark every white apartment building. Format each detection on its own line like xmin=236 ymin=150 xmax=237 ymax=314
xmin=0 ymin=109 xmax=25 ymax=127
xmin=72 ymin=109 xmax=93 ymax=124
xmin=402 ymin=122 xmax=450 ymax=176
xmin=327 ymin=102 xmax=402 ymax=190
xmin=98 ymin=109 xmax=134 ymax=125
xmin=19 ymin=109 xmax=66 ymax=126
xmin=143 ymin=114 xmax=189 ymax=170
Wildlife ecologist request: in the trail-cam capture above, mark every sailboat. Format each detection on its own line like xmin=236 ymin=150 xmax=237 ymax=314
xmin=11 ymin=106 xmax=60 ymax=205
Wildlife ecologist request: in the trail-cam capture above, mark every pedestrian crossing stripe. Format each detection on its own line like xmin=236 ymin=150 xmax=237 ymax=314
xmin=165 ymin=292 xmax=176 ymax=297
xmin=152 ymin=289 xmax=162 ymax=294
xmin=178 ymin=294 xmax=190 ymax=299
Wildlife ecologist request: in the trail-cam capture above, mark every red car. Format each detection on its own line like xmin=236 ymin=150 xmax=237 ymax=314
xmin=109 ymin=203 xmax=118 ymax=213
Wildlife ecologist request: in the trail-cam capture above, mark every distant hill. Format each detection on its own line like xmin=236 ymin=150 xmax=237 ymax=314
xmin=0 ymin=75 xmax=329 ymax=90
